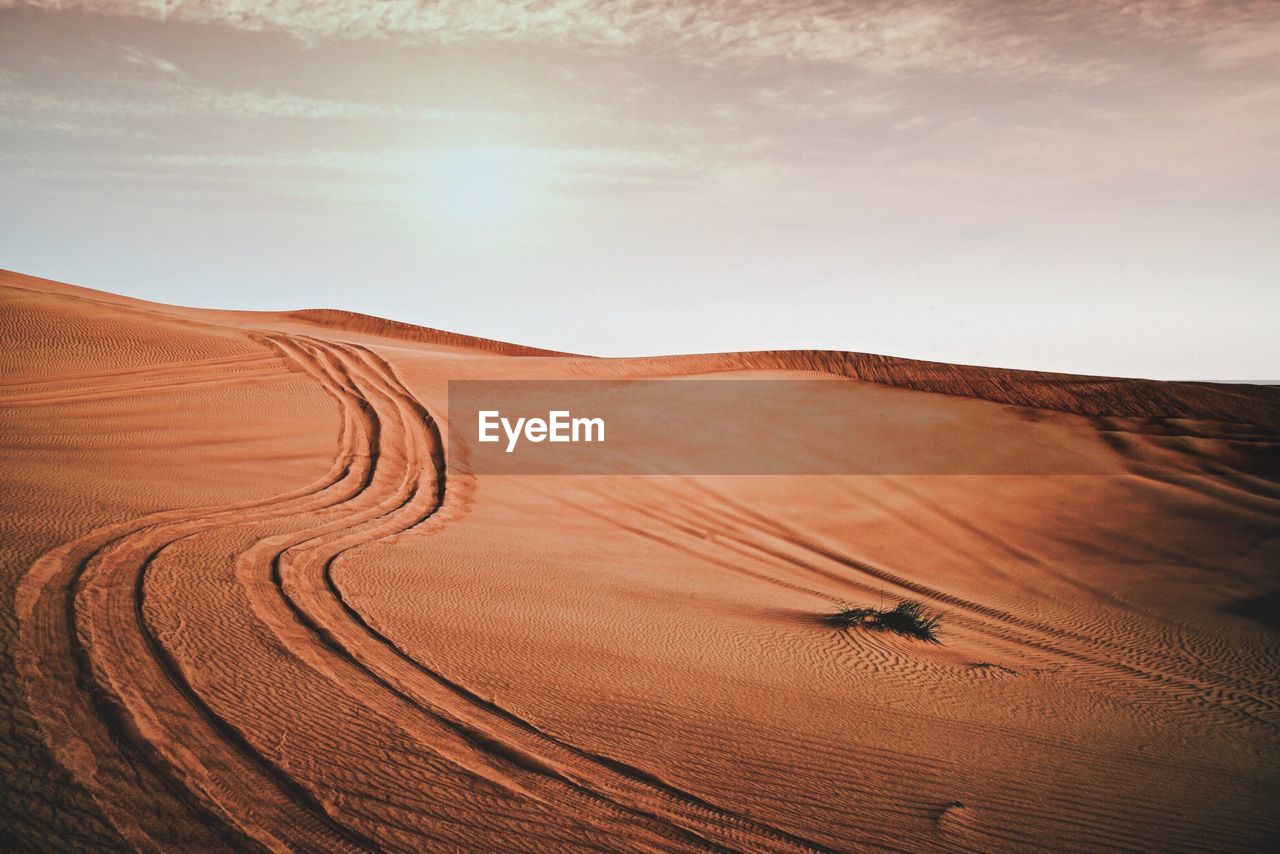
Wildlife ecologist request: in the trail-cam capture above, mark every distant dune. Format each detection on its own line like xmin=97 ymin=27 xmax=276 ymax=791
xmin=1 ymin=268 xmax=1277 ymax=851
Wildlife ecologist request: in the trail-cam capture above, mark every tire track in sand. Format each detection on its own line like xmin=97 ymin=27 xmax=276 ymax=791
xmin=15 ymin=338 xmax=376 ymax=851
xmin=631 ymin=478 xmax=1280 ymax=734
xmin=19 ymin=333 xmax=831 ymax=851
xmin=254 ymin=340 xmax=832 ymax=851
xmin=213 ymin=339 xmax=700 ymax=850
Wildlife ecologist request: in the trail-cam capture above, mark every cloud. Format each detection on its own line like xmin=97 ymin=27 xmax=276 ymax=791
xmin=121 ymin=45 xmax=181 ymax=75
xmin=3 ymin=0 xmax=1277 ymax=215
xmin=751 ymin=81 xmax=897 ymax=121
xmin=1199 ymin=23 xmax=1280 ymax=68
xmin=6 ymin=0 xmax=1272 ymax=80
xmin=0 ymin=77 xmax=504 ymax=122
xmin=0 ymin=141 xmax=711 ymax=217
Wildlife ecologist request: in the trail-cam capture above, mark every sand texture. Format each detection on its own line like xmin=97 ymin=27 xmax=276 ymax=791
xmin=1 ymin=269 xmax=1277 ymax=852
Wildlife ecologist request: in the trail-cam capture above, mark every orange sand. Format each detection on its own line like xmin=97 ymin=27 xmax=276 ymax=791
xmin=1 ymin=269 xmax=1277 ymax=851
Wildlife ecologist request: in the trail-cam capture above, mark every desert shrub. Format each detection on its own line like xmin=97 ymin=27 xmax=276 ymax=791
xmin=826 ymin=599 xmax=942 ymax=642
xmin=824 ymin=606 xmax=877 ymax=628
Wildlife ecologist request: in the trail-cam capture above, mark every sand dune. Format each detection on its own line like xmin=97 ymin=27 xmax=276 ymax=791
xmin=1 ymin=268 xmax=1277 ymax=851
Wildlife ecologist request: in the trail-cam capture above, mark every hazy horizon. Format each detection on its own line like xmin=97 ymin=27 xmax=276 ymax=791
xmin=3 ymin=1 xmax=1278 ymax=380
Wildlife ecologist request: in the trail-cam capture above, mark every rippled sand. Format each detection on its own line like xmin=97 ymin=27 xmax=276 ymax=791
xmin=2 ymin=269 xmax=1277 ymax=851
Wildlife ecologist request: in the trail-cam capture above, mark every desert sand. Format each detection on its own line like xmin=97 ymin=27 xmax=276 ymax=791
xmin=1 ymin=269 xmax=1277 ymax=852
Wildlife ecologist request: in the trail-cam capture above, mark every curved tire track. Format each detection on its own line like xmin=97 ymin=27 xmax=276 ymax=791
xmin=18 ymin=333 xmax=832 ymax=852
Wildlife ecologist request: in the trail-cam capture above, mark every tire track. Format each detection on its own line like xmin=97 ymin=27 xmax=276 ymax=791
xmin=259 ymin=340 xmax=832 ymax=851
xmin=622 ymin=477 xmax=1280 ymax=733
xmin=15 ymin=339 xmax=376 ymax=850
xmin=19 ymin=332 xmax=833 ymax=851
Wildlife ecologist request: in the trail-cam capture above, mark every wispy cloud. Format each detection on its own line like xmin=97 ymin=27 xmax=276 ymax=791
xmin=1199 ymin=23 xmax=1280 ymax=68
xmin=0 ymin=76 xmax=508 ymax=123
xmin=121 ymin=45 xmax=181 ymax=75
xmin=7 ymin=0 xmax=1275 ymax=79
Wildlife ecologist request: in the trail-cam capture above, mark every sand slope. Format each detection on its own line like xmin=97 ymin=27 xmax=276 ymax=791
xmin=1 ymin=269 xmax=1277 ymax=852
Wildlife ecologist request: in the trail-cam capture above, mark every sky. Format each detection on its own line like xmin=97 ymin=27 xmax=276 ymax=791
xmin=1 ymin=1 xmax=1277 ymax=380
